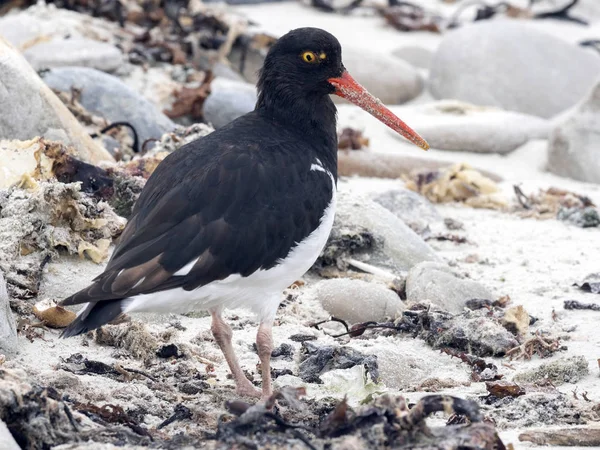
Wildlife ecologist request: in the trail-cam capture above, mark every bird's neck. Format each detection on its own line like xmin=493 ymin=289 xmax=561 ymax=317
xmin=255 ymin=85 xmax=338 ymax=175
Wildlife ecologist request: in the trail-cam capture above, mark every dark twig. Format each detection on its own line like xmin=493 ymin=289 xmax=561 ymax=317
xmin=121 ymin=366 xmax=159 ymax=382
xmin=91 ymin=121 xmax=141 ymax=154
xmin=63 ymin=403 xmax=79 ymax=431
xmin=514 ymin=185 xmax=532 ymax=210
xmin=534 ymin=0 xmax=587 ymax=25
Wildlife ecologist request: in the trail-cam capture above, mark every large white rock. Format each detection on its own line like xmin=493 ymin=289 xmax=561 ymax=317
xmin=0 ymin=37 xmax=113 ymax=164
xmin=24 ymin=38 xmax=124 ymax=73
xmin=388 ymin=101 xmax=550 ymax=154
xmin=337 ymin=47 xmax=423 ymax=105
xmin=314 ymin=278 xmax=405 ymax=324
xmin=547 ymin=78 xmax=600 ymax=183
xmin=0 ymin=271 xmax=18 ymax=358
xmin=429 ymin=21 xmax=600 ymax=118
xmin=42 ymin=67 xmax=176 ymax=146
xmin=323 ymin=191 xmax=440 ymax=273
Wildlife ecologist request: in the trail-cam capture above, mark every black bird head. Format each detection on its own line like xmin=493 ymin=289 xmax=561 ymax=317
xmin=256 ymin=27 xmax=429 ymax=150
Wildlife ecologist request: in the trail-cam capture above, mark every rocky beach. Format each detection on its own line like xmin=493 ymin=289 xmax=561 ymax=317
xmin=0 ymin=0 xmax=599 ymax=449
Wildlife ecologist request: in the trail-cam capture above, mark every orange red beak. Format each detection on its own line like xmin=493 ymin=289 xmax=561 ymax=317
xmin=328 ymin=71 xmax=429 ymax=150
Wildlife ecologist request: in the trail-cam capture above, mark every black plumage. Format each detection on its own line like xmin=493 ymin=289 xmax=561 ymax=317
xmin=59 ymin=28 xmax=428 ymax=401
xmin=61 ymin=28 xmax=341 ymax=335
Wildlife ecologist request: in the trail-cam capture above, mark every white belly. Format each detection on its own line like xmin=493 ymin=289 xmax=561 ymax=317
xmin=124 ymin=168 xmax=336 ymax=323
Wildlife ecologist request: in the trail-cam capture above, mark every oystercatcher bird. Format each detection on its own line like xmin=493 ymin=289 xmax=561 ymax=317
xmin=60 ymin=27 xmax=428 ymax=400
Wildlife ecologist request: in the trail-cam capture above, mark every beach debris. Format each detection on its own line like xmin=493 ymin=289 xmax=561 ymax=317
xmin=486 ymin=380 xmax=526 ymax=399
xmin=94 ymin=322 xmax=160 ymax=361
xmin=164 ymin=71 xmax=214 ymax=121
xmin=502 ymin=305 xmax=530 ymax=336
xmin=378 ymin=1 xmax=442 ymax=33
xmin=314 ymin=304 xmax=519 ymax=358
xmin=514 ymin=185 xmax=598 ymax=227
xmin=505 ymin=333 xmax=563 ymax=360
xmin=337 ymin=127 xmax=369 ymax=150
xmin=514 ymin=356 xmax=589 ymax=385
xmin=574 ymin=273 xmax=600 ymax=294
xmin=564 ymin=300 xmax=600 ymax=311
xmin=442 ymin=348 xmax=502 ymax=382
xmin=519 ymin=427 xmax=600 ymax=446
xmin=405 ymin=163 xmax=507 ymax=209
xmin=32 ymin=298 xmax=76 ymax=328
xmin=298 ymin=341 xmax=379 ymax=384
xmin=157 ymin=404 xmax=193 ymax=430
xmin=219 ymin=389 xmax=502 ymax=449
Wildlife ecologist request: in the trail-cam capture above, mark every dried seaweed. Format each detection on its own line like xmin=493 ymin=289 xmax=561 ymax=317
xmin=298 ymin=341 xmax=379 ymax=383
xmin=505 ymin=333 xmax=563 ymax=360
xmin=338 ymin=127 xmax=369 ymax=150
xmin=564 ymin=300 xmax=600 ymax=311
xmin=574 ymin=273 xmax=600 ymax=294
xmin=485 ymin=380 xmax=526 ymax=399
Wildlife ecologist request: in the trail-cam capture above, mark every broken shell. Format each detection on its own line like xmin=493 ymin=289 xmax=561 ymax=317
xmin=32 ymin=299 xmax=76 ymax=328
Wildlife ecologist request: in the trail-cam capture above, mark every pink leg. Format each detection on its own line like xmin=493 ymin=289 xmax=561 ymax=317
xmin=211 ymin=310 xmax=260 ymax=398
xmin=256 ymin=321 xmax=274 ymax=402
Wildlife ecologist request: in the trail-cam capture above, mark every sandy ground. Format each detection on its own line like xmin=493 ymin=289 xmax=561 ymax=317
xmin=2 ymin=2 xmax=600 ymax=449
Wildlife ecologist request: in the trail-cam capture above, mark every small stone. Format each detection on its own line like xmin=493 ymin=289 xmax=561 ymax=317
xmin=178 ymin=380 xmax=208 ymax=395
xmin=24 ymin=38 xmax=124 ymax=73
xmin=203 ymin=78 xmax=256 ymax=129
xmin=271 ymin=343 xmax=294 ymax=360
xmin=406 ymin=262 xmax=494 ymax=314
xmin=42 ymin=67 xmax=176 ymax=148
xmin=548 ymin=79 xmax=600 ymax=184
xmin=514 ymin=356 xmax=590 ymax=385
xmin=0 ymin=272 xmax=18 ymax=357
xmin=424 ymin=310 xmax=519 ymax=357
xmin=313 ymin=278 xmax=405 ymax=324
xmin=429 ymin=21 xmax=600 ymax=118
xmin=557 ymin=207 xmax=600 ymax=228
xmin=372 ymin=188 xmax=442 ymax=232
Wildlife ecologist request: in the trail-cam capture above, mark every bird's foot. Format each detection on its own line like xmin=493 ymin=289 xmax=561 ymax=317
xmin=235 ymin=381 xmax=261 ymax=399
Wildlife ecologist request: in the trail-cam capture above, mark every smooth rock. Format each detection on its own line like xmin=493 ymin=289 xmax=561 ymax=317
xmin=429 ymin=21 xmax=600 ymax=118
xmin=388 ymin=101 xmax=550 ymax=154
xmin=318 ymin=191 xmax=440 ymax=273
xmin=24 ymin=38 xmax=124 ymax=72
xmin=406 ymin=262 xmax=494 ymax=314
xmin=0 ymin=4 xmax=117 ymax=49
xmin=391 ymin=45 xmax=433 ymax=70
xmin=203 ymin=78 xmax=257 ymax=129
xmin=314 ymin=278 xmax=405 ymax=324
xmin=42 ymin=67 xmax=176 ymax=146
xmin=337 ymin=47 xmax=423 ymax=105
xmin=0 ymin=38 xmax=112 ymax=164
xmin=0 ymin=271 xmax=18 ymax=357
xmin=547 ymin=78 xmax=600 ymax=183
xmin=372 ymin=188 xmax=442 ymax=231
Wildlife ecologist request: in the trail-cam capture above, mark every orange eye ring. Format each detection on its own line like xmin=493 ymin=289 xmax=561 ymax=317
xmin=301 ymin=51 xmax=319 ymax=64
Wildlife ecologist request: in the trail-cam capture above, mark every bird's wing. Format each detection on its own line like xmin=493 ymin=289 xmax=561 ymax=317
xmin=61 ymin=133 xmax=334 ymax=306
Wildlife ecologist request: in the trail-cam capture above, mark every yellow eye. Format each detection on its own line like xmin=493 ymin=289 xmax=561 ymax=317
xmin=301 ymin=51 xmax=319 ymax=64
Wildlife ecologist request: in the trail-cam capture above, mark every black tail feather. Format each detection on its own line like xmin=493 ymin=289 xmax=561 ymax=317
xmin=60 ymin=300 xmax=126 ymax=338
